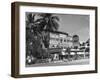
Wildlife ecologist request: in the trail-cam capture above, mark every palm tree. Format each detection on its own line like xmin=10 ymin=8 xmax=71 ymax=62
xmin=26 ymin=13 xmax=42 ymax=36
xmin=38 ymin=13 xmax=60 ymax=31
xmin=38 ymin=13 xmax=60 ymax=48
xmin=26 ymin=13 xmax=46 ymax=63
xmin=26 ymin=13 xmax=60 ymax=63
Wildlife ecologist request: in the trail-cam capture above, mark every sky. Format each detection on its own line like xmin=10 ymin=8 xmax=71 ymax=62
xmin=54 ymin=14 xmax=90 ymax=43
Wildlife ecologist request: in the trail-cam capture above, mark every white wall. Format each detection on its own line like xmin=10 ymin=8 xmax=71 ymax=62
xmin=0 ymin=0 xmax=100 ymax=80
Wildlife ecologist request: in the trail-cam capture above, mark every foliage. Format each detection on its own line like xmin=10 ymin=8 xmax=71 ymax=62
xmin=38 ymin=13 xmax=60 ymax=48
xmin=26 ymin=13 xmax=59 ymax=61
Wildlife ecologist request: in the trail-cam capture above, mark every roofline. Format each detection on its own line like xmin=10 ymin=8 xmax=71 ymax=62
xmin=43 ymin=30 xmax=68 ymax=36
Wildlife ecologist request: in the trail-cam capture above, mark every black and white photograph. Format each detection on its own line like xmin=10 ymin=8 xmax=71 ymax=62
xmin=25 ymin=12 xmax=90 ymax=67
xmin=11 ymin=2 xmax=97 ymax=77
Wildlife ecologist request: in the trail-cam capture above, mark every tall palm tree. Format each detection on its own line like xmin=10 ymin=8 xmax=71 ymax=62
xmin=26 ymin=13 xmax=45 ymax=62
xmin=26 ymin=13 xmax=60 ymax=62
xmin=38 ymin=13 xmax=60 ymax=31
xmin=38 ymin=13 xmax=60 ymax=48
xmin=26 ymin=13 xmax=42 ymax=36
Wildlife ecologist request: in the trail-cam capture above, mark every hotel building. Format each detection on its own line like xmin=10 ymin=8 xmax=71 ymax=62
xmin=49 ymin=31 xmax=73 ymax=49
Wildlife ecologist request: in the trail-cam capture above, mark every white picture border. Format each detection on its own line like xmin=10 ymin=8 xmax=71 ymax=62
xmin=19 ymin=5 xmax=95 ymax=75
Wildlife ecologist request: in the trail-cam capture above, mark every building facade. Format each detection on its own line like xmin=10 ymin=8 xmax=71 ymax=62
xmin=49 ymin=31 xmax=73 ymax=49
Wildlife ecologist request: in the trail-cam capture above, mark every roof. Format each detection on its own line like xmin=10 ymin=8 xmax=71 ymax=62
xmin=43 ymin=30 xmax=68 ymax=36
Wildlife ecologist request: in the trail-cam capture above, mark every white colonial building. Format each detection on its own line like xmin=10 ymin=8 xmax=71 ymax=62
xmin=49 ymin=31 xmax=73 ymax=49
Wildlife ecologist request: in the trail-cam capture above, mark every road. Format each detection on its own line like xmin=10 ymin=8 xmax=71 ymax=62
xmin=26 ymin=58 xmax=89 ymax=67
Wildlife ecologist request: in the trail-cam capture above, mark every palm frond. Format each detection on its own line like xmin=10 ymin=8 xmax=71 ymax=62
xmin=51 ymin=20 xmax=59 ymax=30
xmin=52 ymin=16 xmax=60 ymax=21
